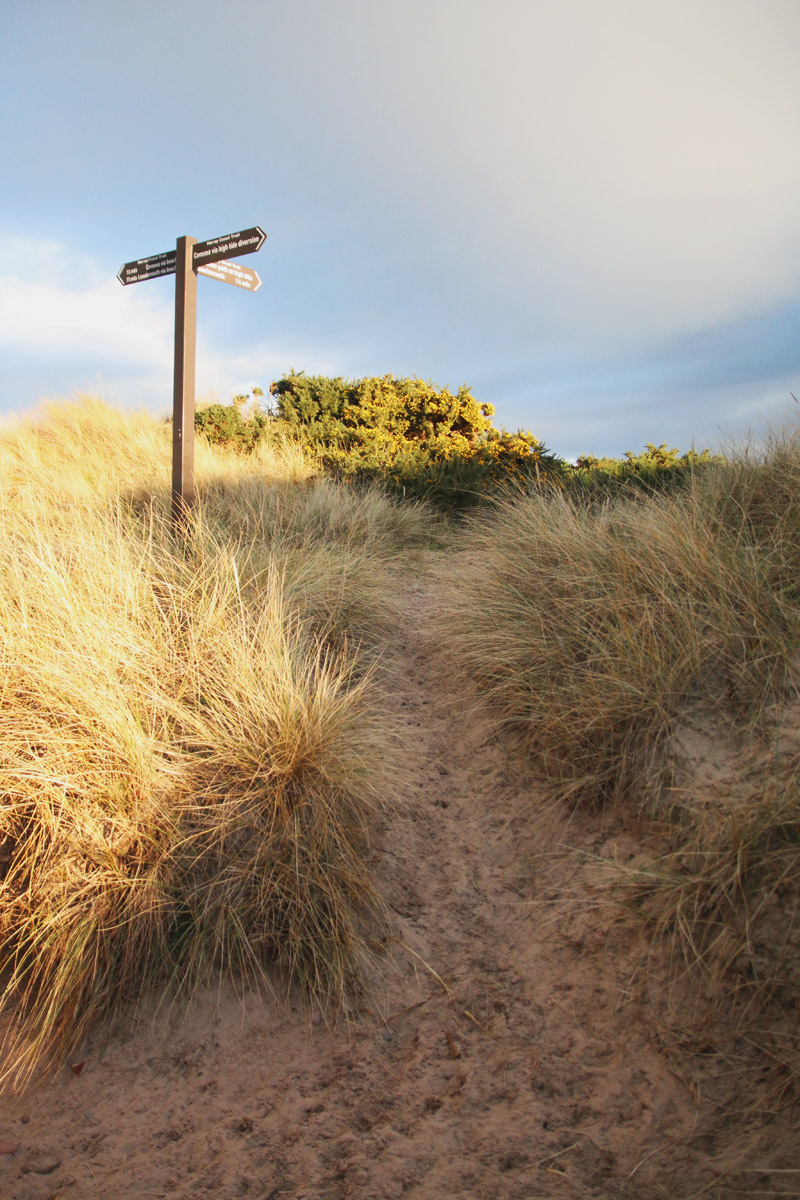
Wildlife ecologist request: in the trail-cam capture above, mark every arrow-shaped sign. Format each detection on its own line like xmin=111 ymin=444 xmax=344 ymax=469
xmin=197 ymin=259 xmax=262 ymax=292
xmin=192 ymin=226 xmax=266 ymax=268
xmin=117 ymin=250 xmax=176 ymax=285
xmin=118 ymin=227 xmax=266 ymax=285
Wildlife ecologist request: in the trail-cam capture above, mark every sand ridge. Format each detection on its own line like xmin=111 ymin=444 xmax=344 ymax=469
xmin=0 ymin=553 xmax=797 ymax=1198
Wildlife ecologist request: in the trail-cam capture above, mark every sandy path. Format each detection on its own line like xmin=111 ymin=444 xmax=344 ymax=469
xmin=1 ymin=553 xmax=797 ymax=1198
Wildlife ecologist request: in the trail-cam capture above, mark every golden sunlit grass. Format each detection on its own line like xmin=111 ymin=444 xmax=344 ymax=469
xmin=0 ymin=396 xmax=432 ymax=1090
xmin=443 ymin=429 xmax=800 ymax=1074
xmin=9 ymin=392 xmax=799 ymax=1096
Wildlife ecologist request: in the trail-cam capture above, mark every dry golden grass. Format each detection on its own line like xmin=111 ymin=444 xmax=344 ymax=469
xmin=443 ymin=429 xmax=800 ymax=1076
xmin=444 ymin=485 xmax=796 ymax=801
xmin=0 ymin=396 xmax=431 ymax=1090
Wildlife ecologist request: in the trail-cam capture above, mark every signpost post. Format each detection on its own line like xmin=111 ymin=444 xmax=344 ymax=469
xmin=172 ymin=236 xmax=197 ymax=528
xmin=118 ymin=226 xmax=266 ymax=531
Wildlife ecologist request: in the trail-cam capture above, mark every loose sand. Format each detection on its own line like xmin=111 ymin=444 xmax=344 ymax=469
xmin=1 ymin=554 xmax=797 ymax=1199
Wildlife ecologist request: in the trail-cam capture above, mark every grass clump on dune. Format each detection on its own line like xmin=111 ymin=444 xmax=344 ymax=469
xmin=0 ymin=396 xmax=425 ymax=1090
xmin=443 ymin=428 xmax=800 ymax=1065
xmin=445 ymin=431 xmax=800 ymax=795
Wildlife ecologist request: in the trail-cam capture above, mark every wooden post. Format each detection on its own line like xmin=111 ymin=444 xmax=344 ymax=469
xmin=172 ymin=235 xmax=197 ymax=531
xmin=118 ymin=226 xmax=265 ymax=527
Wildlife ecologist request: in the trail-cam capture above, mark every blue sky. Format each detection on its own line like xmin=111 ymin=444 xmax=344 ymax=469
xmin=2 ymin=0 xmax=799 ymax=460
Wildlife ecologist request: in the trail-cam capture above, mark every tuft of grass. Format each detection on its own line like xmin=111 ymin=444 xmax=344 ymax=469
xmin=443 ymin=427 xmax=800 ymax=1072
xmin=193 ymin=470 xmax=440 ymax=646
xmin=444 ymin=448 xmax=799 ymax=800
xmin=0 ymin=396 xmax=425 ymax=1090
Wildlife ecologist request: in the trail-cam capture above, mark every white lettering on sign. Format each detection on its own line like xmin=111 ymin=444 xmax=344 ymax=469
xmin=197 ymin=260 xmax=261 ymax=291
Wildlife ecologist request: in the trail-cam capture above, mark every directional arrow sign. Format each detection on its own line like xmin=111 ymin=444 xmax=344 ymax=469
xmin=192 ymin=226 xmax=266 ymax=269
xmin=197 ymin=259 xmax=262 ymax=292
xmin=117 ymin=250 xmax=176 ymax=285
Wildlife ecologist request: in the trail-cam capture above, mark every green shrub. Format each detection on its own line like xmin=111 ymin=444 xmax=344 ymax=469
xmin=194 ymin=401 xmax=270 ymax=453
xmin=566 ymin=443 xmax=722 ymax=503
xmin=269 ymin=372 xmax=563 ymax=510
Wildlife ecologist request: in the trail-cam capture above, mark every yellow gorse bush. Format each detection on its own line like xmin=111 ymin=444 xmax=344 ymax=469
xmin=267 ymin=372 xmax=556 ymax=508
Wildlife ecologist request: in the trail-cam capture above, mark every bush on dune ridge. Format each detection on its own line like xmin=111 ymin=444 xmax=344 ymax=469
xmin=0 ymin=396 xmax=422 ymax=1089
xmin=197 ymin=376 xmax=724 ymax=512
xmin=257 ymin=373 xmax=564 ymax=510
xmin=568 ymin=442 xmax=722 ymax=503
xmin=443 ymin=427 xmax=800 ymax=1071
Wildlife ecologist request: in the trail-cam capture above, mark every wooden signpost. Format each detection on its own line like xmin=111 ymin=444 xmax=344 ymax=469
xmin=118 ymin=226 xmax=266 ymax=529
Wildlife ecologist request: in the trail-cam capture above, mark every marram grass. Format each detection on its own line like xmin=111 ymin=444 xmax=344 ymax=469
xmin=443 ymin=430 xmax=800 ymax=1069
xmin=444 ymin=439 xmax=800 ymax=800
xmin=0 ymin=396 xmax=427 ymax=1090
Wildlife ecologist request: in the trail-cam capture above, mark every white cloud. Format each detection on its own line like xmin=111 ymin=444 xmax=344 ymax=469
xmin=0 ymin=235 xmax=174 ymax=369
xmin=195 ymin=339 xmax=343 ymax=405
xmin=0 ymin=235 xmax=347 ymax=415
